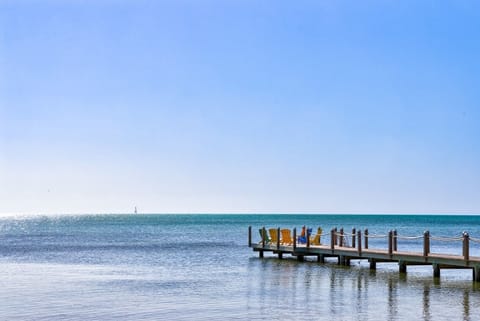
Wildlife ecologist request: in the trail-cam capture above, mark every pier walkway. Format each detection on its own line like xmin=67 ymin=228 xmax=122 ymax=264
xmin=248 ymin=226 xmax=480 ymax=281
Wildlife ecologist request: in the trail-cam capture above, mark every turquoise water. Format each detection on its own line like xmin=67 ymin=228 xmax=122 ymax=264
xmin=1 ymin=214 xmax=480 ymax=320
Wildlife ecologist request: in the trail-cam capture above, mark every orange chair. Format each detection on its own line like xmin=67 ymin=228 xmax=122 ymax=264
xmin=281 ymin=229 xmax=293 ymax=245
xmin=269 ymin=228 xmax=279 ymax=244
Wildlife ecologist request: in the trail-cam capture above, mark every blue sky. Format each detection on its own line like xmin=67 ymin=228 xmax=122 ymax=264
xmin=1 ymin=0 xmax=479 ymax=214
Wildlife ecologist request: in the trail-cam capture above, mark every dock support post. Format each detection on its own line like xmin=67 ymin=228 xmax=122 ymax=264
xmin=277 ymin=227 xmax=281 ymax=250
xmin=433 ymin=264 xmax=440 ymax=278
xmin=259 ymin=250 xmax=264 ymax=258
xmin=364 ymin=229 xmax=369 ymax=249
xmin=248 ymin=226 xmax=252 ymax=247
xmin=388 ymin=230 xmax=393 ymax=256
xmin=463 ymin=232 xmax=470 ymax=262
xmin=330 ymin=229 xmax=335 ymax=252
xmin=393 ymin=230 xmax=397 ymax=252
xmin=399 ymin=261 xmax=407 ymax=273
xmin=293 ymin=227 xmax=297 ymax=251
xmin=369 ymin=259 xmax=376 ymax=270
xmin=339 ymin=228 xmax=344 ymax=247
xmin=339 ymin=256 xmax=345 ymax=266
xmin=318 ymin=254 xmax=324 ymax=263
xmin=474 ymin=266 xmax=480 ymax=282
xmin=297 ymin=255 xmax=304 ymax=262
xmin=357 ymin=230 xmax=362 ymax=256
xmin=352 ymin=228 xmax=356 ymax=248
xmin=423 ymin=230 xmax=430 ymax=259
xmin=278 ymin=252 xmax=283 ymax=259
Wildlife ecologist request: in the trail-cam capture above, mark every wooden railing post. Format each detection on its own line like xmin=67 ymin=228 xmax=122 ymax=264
xmin=352 ymin=228 xmax=356 ymax=248
xmin=293 ymin=227 xmax=297 ymax=251
xmin=248 ymin=226 xmax=252 ymax=247
xmin=423 ymin=230 xmax=430 ymax=258
xmin=357 ymin=230 xmax=362 ymax=255
xmin=393 ymin=230 xmax=397 ymax=252
xmin=364 ymin=229 xmax=369 ymax=249
xmin=306 ymin=226 xmax=310 ymax=248
xmin=262 ymin=226 xmax=266 ymax=247
xmin=339 ymin=228 xmax=344 ymax=247
xmin=330 ymin=229 xmax=335 ymax=250
xmin=463 ymin=232 xmax=470 ymax=261
xmin=334 ymin=227 xmax=338 ymax=245
xmin=388 ymin=230 xmax=393 ymax=256
xmin=277 ymin=227 xmax=281 ymax=249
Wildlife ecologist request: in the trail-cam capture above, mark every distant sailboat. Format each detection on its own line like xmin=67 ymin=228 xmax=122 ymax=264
xmin=134 ymin=206 xmax=138 ymax=214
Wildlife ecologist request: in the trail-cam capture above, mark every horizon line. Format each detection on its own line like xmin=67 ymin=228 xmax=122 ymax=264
xmin=1 ymin=212 xmax=480 ymax=217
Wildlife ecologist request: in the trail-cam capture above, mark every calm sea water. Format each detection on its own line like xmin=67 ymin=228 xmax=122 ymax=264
xmin=1 ymin=214 xmax=480 ymax=320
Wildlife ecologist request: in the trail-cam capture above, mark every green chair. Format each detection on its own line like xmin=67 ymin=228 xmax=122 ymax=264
xmin=259 ymin=228 xmax=271 ymax=243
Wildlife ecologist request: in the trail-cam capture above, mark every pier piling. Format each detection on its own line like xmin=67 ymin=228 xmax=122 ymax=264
xmin=474 ymin=266 xmax=480 ymax=282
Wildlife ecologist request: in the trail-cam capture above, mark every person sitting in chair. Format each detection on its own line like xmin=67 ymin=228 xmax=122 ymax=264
xmin=298 ymin=225 xmax=307 ymax=244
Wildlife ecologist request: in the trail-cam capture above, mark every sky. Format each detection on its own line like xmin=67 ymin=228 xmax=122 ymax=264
xmin=1 ymin=0 xmax=479 ymax=215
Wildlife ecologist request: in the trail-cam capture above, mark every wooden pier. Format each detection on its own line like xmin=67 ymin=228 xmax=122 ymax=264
xmin=248 ymin=226 xmax=480 ymax=282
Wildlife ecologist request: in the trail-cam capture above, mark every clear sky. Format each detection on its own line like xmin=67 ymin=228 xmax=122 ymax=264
xmin=1 ymin=0 xmax=479 ymax=215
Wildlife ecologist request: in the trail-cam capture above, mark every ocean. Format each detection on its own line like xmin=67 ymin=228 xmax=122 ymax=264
xmin=1 ymin=214 xmax=480 ymax=320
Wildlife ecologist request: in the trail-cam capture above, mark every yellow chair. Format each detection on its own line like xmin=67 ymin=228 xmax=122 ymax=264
xmin=269 ymin=228 xmax=279 ymax=244
xmin=281 ymin=229 xmax=293 ymax=245
xmin=310 ymin=227 xmax=323 ymax=245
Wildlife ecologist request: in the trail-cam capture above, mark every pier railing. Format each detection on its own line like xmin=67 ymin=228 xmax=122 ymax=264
xmin=249 ymin=226 xmax=476 ymax=263
xmin=249 ymin=225 xmax=480 ymax=281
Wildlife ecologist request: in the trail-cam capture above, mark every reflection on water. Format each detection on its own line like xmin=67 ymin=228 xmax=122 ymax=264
xmin=423 ymin=282 xmax=431 ymax=321
xmin=247 ymin=257 xmax=480 ymax=320
xmin=464 ymin=289 xmax=470 ymax=321
xmin=388 ymin=277 xmax=397 ymax=321
xmin=3 ymin=214 xmax=480 ymax=320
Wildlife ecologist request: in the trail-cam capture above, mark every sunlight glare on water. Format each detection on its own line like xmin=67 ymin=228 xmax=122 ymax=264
xmin=1 ymin=214 xmax=480 ymax=320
